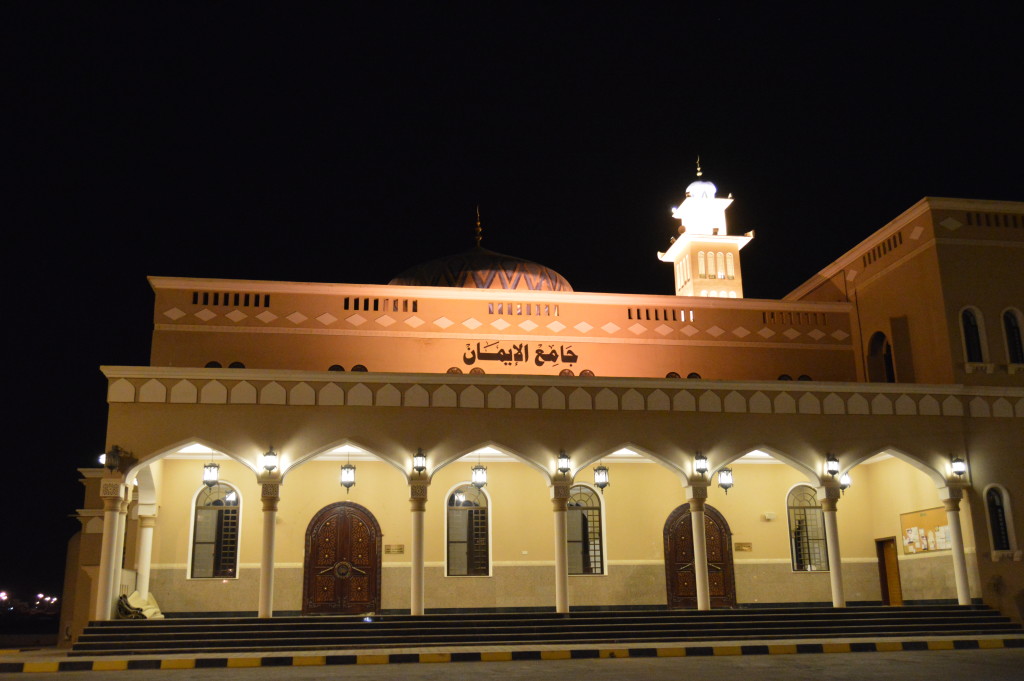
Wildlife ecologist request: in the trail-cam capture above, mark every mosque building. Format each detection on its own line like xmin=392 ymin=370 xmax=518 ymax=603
xmin=60 ymin=173 xmax=1024 ymax=642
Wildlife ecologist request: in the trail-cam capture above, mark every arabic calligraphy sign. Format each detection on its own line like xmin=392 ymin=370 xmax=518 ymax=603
xmin=463 ymin=341 xmax=579 ymax=367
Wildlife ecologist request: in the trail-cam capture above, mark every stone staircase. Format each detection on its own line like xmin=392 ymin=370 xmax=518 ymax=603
xmin=71 ymin=605 xmax=1023 ymax=656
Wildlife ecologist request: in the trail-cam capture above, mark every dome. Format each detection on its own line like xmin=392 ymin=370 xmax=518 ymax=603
xmin=685 ymin=179 xmax=718 ymax=199
xmin=389 ymin=247 xmax=573 ymax=291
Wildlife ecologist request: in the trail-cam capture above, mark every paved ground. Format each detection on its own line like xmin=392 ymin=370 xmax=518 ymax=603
xmin=1 ymin=649 xmax=1023 ymax=680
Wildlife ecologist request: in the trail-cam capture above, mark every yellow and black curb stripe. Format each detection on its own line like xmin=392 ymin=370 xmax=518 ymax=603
xmin=1 ymin=638 xmax=1021 ymax=673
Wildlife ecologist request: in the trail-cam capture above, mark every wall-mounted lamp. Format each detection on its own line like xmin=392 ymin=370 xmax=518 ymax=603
xmin=262 ymin=446 xmax=278 ymax=472
xmin=839 ymin=472 xmax=852 ymax=494
xmin=694 ymin=451 xmax=708 ymax=477
xmin=594 ymin=463 xmax=610 ymax=491
xmin=102 ymin=445 xmax=127 ymax=473
xmin=557 ymin=450 xmax=571 ymax=475
xmin=825 ymin=453 xmax=840 ymax=477
xmin=413 ymin=448 xmax=427 ymax=473
xmin=951 ymin=455 xmax=967 ymax=477
xmin=717 ymin=467 xmax=734 ymax=494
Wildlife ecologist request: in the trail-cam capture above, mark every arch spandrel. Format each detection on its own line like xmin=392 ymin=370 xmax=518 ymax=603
xmin=429 ymin=441 xmax=552 ymax=484
xmin=843 ymin=445 xmax=947 ymax=487
xmin=703 ymin=444 xmax=821 ymax=487
xmin=124 ymin=437 xmax=259 ymax=482
xmin=282 ymin=437 xmax=410 ymax=481
xmin=574 ymin=442 xmax=686 ymax=481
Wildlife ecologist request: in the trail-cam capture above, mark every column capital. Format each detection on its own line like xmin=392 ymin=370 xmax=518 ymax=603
xmin=138 ymin=515 xmax=157 ymax=529
xmin=551 ymin=477 xmax=571 ymax=512
xmin=685 ymin=484 xmax=708 ymax=501
xmin=410 ymin=480 xmax=429 ymax=512
xmin=100 ymin=478 xmax=125 ymax=500
xmin=942 ymin=497 xmax=962 ymax=512
xmin=938 ymin=486 xmax=964 ymax=502
xmin=820 ymin=497 xmax=838 ymax=512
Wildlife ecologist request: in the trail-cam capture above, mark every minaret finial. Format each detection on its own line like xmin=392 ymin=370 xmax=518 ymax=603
xmin=696 ymin=156 xmax=702 ymax=178
xmin=474 ymin=205 xmax=482 ymax=248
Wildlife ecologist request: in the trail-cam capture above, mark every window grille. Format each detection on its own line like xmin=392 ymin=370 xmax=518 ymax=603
xmin=788 ymin=486 xmax=828 ymax=571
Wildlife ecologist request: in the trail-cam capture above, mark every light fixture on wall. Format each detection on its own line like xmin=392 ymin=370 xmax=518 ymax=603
xmin=717 ymin=467 xmax=734 ymax=494
xmin=839 ymin=472 xmax=852 ymax=495
xmin=694 ymin=451 xmax=708 ymax=477
xmin=825 ymin=453 xmax=840 ymax=477
xmin=340 ymin=462 xmax=356 ymax=492
xmin=594 ymin=463 xmax=610 ymax=491
xmin=557 ymin=450 xmax=571 ymax=475
xmin=102 ymin=445 xmax=126 ymax=473
xmin=203 ymin=459 xmax=220 ymax=488
xmin=413 ymin=448 xmax=427 ymax=473
xmin=951 ymin=455 xmax=967 ymax=477
xmin=262 ymin=446 xmax=278 ymax=472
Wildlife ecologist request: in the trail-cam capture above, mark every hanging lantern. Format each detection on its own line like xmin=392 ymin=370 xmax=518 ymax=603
xmin=557 ymin=450 xmax=571 ymax=475
xmin=694 ymin=451 xmax=708 ymax=477
xmin=825 ymin=453 xmax=840 ymax=477
xmin=594 ymin=464 xmax=610 ymax=490
xmin=262 ymin=446 xmax=278 ymax=472
xmin=339 ymin=463 xmax=356 ymax=492
xmin=203 ymin=461 xmax=220 ymax=487
xmin=471 ymin=463 xmax=488 ymax=489
xmin=454 ymin=489 xmax=466 ymax=505
xmin=413 ymin=448 xmax=427 ymax=473
xmin=103 ymin=445 xmax=124 ymax=473
xmin=717 ymin=467 xmax=734 ymax=494
xmin=839 ymin=472 xmax=852 ymax=494
xmin=951 ymin=456 xmax=967 ymax=477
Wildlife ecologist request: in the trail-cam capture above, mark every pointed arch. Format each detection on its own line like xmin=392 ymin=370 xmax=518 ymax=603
xmin=844 ymin=446 xmax=946 ymax=487
xmin=574 ymin=442 xmax=685 ymax=480
xmin=283 ymin=437 xmax=409 ymax=481
xmin=429 ymin=441 xmax=552 ymax=483
xmin=709 ymin=445 xmax=821 ymax=486
xmin=125 ymin=437 xmax=258 ymax=481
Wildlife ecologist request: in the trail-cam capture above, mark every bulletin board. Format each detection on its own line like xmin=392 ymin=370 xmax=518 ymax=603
xmin=900 ymin=507 xmax=951 ymax=555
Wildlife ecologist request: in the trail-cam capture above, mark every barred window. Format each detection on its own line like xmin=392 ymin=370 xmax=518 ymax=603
xmin=567 ymin=485 xmax=604 ymax=575
xmin=788 ymin=485 xmax=828 ymax=571
xmin=191 ymin=484 xmax=240 ymax=579
xmin=447 ymin=485 xmax=489 ymax=576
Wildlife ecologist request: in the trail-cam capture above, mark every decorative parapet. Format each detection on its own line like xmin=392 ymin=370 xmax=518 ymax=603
xmin=103 ymin=367 xmax=1023 ymax=418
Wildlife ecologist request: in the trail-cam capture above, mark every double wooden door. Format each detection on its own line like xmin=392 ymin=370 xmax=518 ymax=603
xmin=663 ymin=503 xmax=736 ymax=609
xmin=303 ymin=502 xmax=382 ymax=615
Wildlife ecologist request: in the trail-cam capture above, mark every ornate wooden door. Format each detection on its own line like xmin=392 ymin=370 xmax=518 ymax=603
xmin=303 ymin=502 xmax=382 ymax=615
xmin=663 ymin=503 xmax=736 ymax=609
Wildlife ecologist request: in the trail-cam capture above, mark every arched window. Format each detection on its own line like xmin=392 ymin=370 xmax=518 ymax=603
xmin=567 ymin=485 xmax=604 ymax=575
xmin=191 ymin=483 xmax=240 ymax=579
xmin=867 ymin=331 xmax=895 ymax=382
xmin=985 ymin=486 xmax=1015 ymax=553
xmin=716 ymin=252 xmax=726 ymax=279
xmin=697 ymin=252 xmax=706 ymax=278
xmin=228 ymin=361 xmax=245 ymax=369
xmin=683 ymin=255 xmax=691 ymax=283
xmin=726 ymin=252 xmax=735 ymax=279
xmin=204 ymin=361 xmax=222 ymax=368
xmin=328 ymin=364 xmax=345 ymax=371
xmin=447 ymin=485 xmax=489 ymax=576
xmin=788 ymin=485 xmax=828 ymax=571
xmin=1004 ymin=309 xmax=1023 ymax=364
xmin=960 ymin=308 xmax=985 ymax=363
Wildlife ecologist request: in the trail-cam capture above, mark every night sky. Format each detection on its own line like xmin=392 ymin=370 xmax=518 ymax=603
xmin=4 ymin=3 xmax=1021 ymax=597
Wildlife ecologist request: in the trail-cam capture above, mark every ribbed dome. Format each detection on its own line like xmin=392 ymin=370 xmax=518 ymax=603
xmin=389 ymin=247 xmax=573 ymax=291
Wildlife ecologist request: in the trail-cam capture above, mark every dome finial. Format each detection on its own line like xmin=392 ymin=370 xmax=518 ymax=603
xmin=696 ymin=155 xmax=702 ymax=178
xmin=474 ymin=205 xmax=483 ymax=248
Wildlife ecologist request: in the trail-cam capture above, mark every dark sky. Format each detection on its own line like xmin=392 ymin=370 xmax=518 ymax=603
xmin=4 ymin=3 xmax=1021 ymax=595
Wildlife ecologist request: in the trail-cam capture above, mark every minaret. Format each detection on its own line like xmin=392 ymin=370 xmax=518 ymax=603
xmin=658 ymin=161 xmax=753 ymax=298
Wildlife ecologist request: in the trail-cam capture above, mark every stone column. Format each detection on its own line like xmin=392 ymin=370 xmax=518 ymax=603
xmin=820 ymin=487 xmax=846 ymax=607
xmin=258 ymin=482 xmax=280 ymax=618
xmin=409 ymin=475 xmax=429 ymax=616
xmin=94 ymin=479 xmax=125 ymax=620
xmin=134 ymin=515 xmax=157 ymax=601
xmin=940 ymin=487 xmax=971 ymax=605
xmin=552 ymin=477 xmax=571 ymax=614
xmin=109 ymin=496 xmax=130 ymax=602
xmin=686 ymin=484 xmax=711 ymax=611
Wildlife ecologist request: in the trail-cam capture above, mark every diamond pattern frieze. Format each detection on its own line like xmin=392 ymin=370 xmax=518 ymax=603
xmin=783 ymin=328 xmax=801 ymax=340
xmin=163 ymin=307 xmax=186 ymax=321
xmin=256 ymin=311 xmax=278 ymax=323
xmin=346 ymin=314 xmax=367 ymax=326
xmin=939 ymin=217 xmax=962 ymax=231
xmin=732 ymin=326 xmax=750 ymax=338
xmin=433 ymin=317 xmax=454 ymax=329
xmin=316 ymin=313 xmax=337 ymax=326
xmin=462 ymin=318 xmax=482 ymax=330
xmin=681 ymin=325 xmax=699 ymax=337
xmin=286 ymin=311 xmax=308 ymax=324
xmin=491 ymin=319 xmax=510 ymax=330
xmin=601 ymin=322 xmax=620 ymax=334
xmin=405 ymin=316 xmax=424 ymax=328
xmin=195 ymin=308 xmax=216 ymax=322
xmin=831 ymin=329 xmax=850 ymax=341
xmin=807 ymin=329 xmax=825 ymax=341
xmin=574 ymin=322 xmax=593 ymax=333
xmin=547 ymin=321 xmax=566 ymax=332
xmin=628 ymin=323 xmax=647 ymax=335
xmin=910 ymin=225 xmax=924 ymax=240
xmin=757 ymin=327 xmax=775 ymax=338
xmin=655 ymin=324 xmax=672 ymax=336
xmin=706 ymin=326 xmax=724 ymax=338
xmin=226 ymin=310 xmax=248 ymax=323
xmin=519 ymin=320 xmax=538 ymax=331
xmin=376 ymin=315 xmax=396 ymax=327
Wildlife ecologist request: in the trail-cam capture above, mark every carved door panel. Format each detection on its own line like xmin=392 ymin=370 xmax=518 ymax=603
xmin=303 ymin=502 xmax=382 ymax=615
xmin=664 ymin=503 xmax=737 ymax=609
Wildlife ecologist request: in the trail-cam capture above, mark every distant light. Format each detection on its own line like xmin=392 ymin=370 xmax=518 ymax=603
xmin=717 ymin=467 xmax=734 ymax=494
xmin=97 ymin=453 xmax=106 ymax=466
xmin=363 ymin=616 xmax=373 ymax=622
xmin=37 ymin=593 xmax=44 ymax=600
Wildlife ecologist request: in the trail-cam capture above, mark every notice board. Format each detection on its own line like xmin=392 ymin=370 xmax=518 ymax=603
xmin=900 ymin=507 xmax=951 ymax=555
